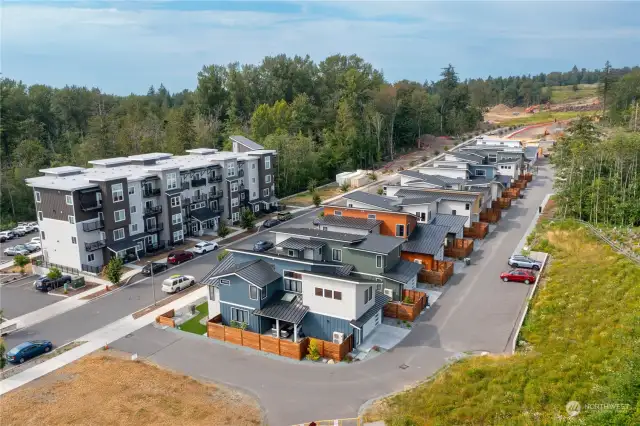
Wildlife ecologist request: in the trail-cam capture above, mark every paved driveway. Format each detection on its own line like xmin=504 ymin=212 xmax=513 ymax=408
xmin=0 ymin=275 xmax=60 ymax=319
xmin=111 ymin=160 xmax=554 ymax=425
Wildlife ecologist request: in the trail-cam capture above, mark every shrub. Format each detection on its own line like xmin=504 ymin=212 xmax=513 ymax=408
xmin=104 ymin=257 xmax=123 ymax=286
xmin=367 ymin=172 xmax=378 ymax=181
xmin=434 ymin=150 xmax=440 ymax=156
xmin=47 ymin=267 xmax=62 ymax=280
xmin=230 ymin=320 xmax=248 ymax=330
xmin=342 ymin=354 xmax=354 ymax=363
xmin=307 ymin=340 xmax=321 ymax=361
xmin=444 ymin=146 xmax=450 ymax=151
xmin=403 ymin=296 xmax=412 ymax=304
xmin=240 ymin=209 xmax=256 ymax=230
xmin=13 ymin=254 xmax=29 ymax=274
xmin=312 ymin=192 xmax=321 ymax=207
xmin=409 ymin=160 xmax=417 ymax=167
xmin=421 ymin=155 xmax=428 ymax=162
xmin=307 ymin=178 xmax=318 ymax=193
xmin=377 ymin=187 xmax=384 ymax=195
xmin=217 ymin=250 xmax=229 ymax=261
xmin=340 ymin=182 xmax=351 ymax=193
xmin=217 ymin=220 xmax=230 ymax=238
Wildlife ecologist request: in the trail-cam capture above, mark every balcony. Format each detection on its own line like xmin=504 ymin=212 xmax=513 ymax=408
xmin=212 ymin=206 xmax=224 ymax=215
xmin=191 ymin=178 xmax=206 ymax=187
xmin=208 ymin=175 xmax=223 ymax=183
xmin=238 ymin=169 xmax=245 ymax=178
xmin=181 ymin=182 xmax=190 ymax=190
xmin=191 ymin=193 xmax=208 ymax=203
xmin=145 ymin=222 xmax=164 ymax=233
xmin=145 ymin=241 xmax=166 ymax=253
xmin=85 ymin=240 xmax=106 ymax=252
xmin=80 ymin=202 xmax=102 ymax=212
xmin=210 ymin=191 xmax=223 ymax=200
xmin=144 ymin=205 xmax=163 ymax=216
xmin=81 ymin=264 xmax=101 ymax=274
xmin=142 ymin=188 xmax=161 ymax=198
xmin=82 ymin=219 xmax=104 ymax=232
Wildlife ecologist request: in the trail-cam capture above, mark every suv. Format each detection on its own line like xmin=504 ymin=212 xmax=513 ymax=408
xmin=0 ymin=231 xmax=12 ymax=242
xmin=253 ymin=241 xmax=274 ymax=252
xmin=277 ymin=212 xmax=293 ymax=222
xmin=193 ymin=241 xmax=219 ymax=254
xmin=167 ymin=250 xmax=194 ymax=265
xmin=34 ymin=275 xmax=72 ymax=292
xmin=508 ymin=254 xmax=542 ymax=270
xmin=161 ymin=274 xmax=195 ymax=293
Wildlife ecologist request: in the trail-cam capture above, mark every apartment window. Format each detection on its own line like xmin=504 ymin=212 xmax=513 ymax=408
xmin=227 ymin=163 xmax=236 ymax=177
xmin=114 ymin=209 xmax=126 ymax=222
xmin=173 ymin=230 xmax=184 ymax=242
xmin=249 ymin=286 xmax=258 ymax=300
xmin=68 ymin=215 xmax=75 ymax=224
xmin=35 ymin=191 xmax=41 ymax=203
xmin=396 ymin=224 xmax=405 ymax=237
xmin=41 ymin=231 xmax=46 ymax=240
xmin=38 ymin=211 xmax=43 ymax=221
xmin=167 ymin=173 xmax=177 ymax=190
xmin=65 ymin=195 xmax=73 ymax=205
xmin=367 ymin=214 xmax=376 ymax=220
xmin=261 ymin=286 xmax=267 ymax=300
xmin=265 ymin=156 xmax=271 ymax=170
xmin=465 ymin=203 xmax=470 ymax=211
xmin=231 ymin=198 xmax=239 ymax=207
xmin=130 ymin=205 xmax=137 ymax=214
xmin=333 ymin=291 xmax=342 ymax=300
xmin=452 ymin=209 xmax=457 ymax=216
xmin=254 ymin=204 xmax=260 ymax=213
xmin=232 ymin=212 xmax=240 ymax=222
xmin=475 ymin=169 xmax=486 ymax=176
xmin=231 ymin=182 xmax=238 ymax=192
xmin=334 ymin=210 xmax=342 ymax=216
xmin=128 ymin=186 xmax=135 ymax=195
xmin=263 ymin=188 xmax=270 ymax=197
xmin=87 ymin=253 xmax=95 ymax=262
xmin=364 ymin=286 xmax=373 ymax=304
xmin=288 ymin=249 xmax=295 ymax=257
xmin=315 ymin=287 xmax=323 ymax=296
xmin=414 ymin=259 xmax=422 ymax=264
xmin=324 ymin=289 xmax=333 ymax=298
xmin=71 ymin=236 xmax=77 ymax=244
xmin=240 ymin=192 xmax=245 ymax=201
xmin=376 ymin=255 xmax=383 ymax=268
xmin=252 ymin=177 xmax=256 ymax=184
xmin=230 ymin=307 xmax=248 ymax=323
xmin=130 ymin=223 xmax=138 ymax=234
xmin=252 ymin=163 xmax=256 ymax=169
xmin=170 ymin=196 xmax=180 ymax=208
xmin=111 ymin=183 xmax=124 ymax=202
xmin=113 ymin=228 xmax=125 ymax=241
xmin=284 ymin=279 xmax=302 ymax=293
xmin=220 ymin=278 xmax=230 ymax=286
xmin=332 ymin=248 xmax=342 ymax=262
xmin=172 ymin=214 xmax=182 ymax=225
xmin=265 ymin=175 xmax=271 ymax=184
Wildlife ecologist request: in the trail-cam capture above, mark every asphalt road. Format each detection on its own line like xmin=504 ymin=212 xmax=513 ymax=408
xmin=0 ymin=232 xmax=40 ymax=264
xmin=111 ymin=159 xmax=555 ymax=425
xmin=0 ymin=275 xmax=60 ymax=319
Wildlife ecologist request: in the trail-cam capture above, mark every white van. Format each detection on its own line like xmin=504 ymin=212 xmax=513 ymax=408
xmin=161 ymin=275 xmax=195 ymax=293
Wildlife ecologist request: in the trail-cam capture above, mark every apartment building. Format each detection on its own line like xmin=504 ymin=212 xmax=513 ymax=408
xmin=25 ymin=136 xmax=276 ymax=273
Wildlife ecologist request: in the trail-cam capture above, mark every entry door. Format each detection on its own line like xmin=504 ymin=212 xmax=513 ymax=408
xmin=146 ymin=217 xmax=156 ymax=229
xmin=145 ymin=200 xmax=154 ymax=209
xmin=98 ymin=211 xmax=104 ymax=221
xmin=144 ymin=182 xmax=153 ymax=193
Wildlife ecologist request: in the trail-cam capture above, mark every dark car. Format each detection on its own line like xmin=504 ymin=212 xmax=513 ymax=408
xmin=253 ymin=241 xmax=274 ymax=252
xmin=33 ymin=275 xmax=72 ymax=292
xmin=167 ymin=250 xmax=194 ymax=265
xmin=262 ymin=219 xmax=281 ymax=228
xmin=141 ymin=262 xmax=168 ymax=276
xmin=6 ymin=340 xmax=53 ymax=364
xmin=500 ymin=269 xmax=536 ymax=284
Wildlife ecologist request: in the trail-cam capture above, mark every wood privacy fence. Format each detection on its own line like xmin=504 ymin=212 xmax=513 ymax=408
xmin=444 ymin=238 xmax=474 ymax=258
xmin=308 ymin=335 xmax=354 ymax=362
xmin=155 ymin=309 xmax=176 ymax=327
xmin=464 ymin=222 xmax=489 ymax=239
xmin=514 ymin=180 xmax=527 ymax=190
xmin=520 ymin=173 xmax=533 ymax=182
xmin=480 ymin=208 xmax=501 ymax=224
xmin=503 ymin=187 xmax=521 ymax=200
xmin=384 ymin=289 xmax=428 ymax=321
xmin=494 ymin=198 xmax=512 ymax=209
xmin=418 ymin=260 xmax=454 ymax=286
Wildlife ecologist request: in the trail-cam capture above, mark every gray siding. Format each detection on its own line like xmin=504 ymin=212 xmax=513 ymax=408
xmin=343 ymin=247 xmax=381 ymax=274
xmin=384 ymin=247 xmax=401 ymax=273
xmin=34 ymin=187 xmax=76 ymax=221
xmin=301 ymin=311 xmax=352 ymax=342
xmin=98 ymin=178 xmax=132 ymax=245
xmin=220 ymin=302 xmax=263 ymax=333
xmin=217 ymin=275 xmax=263 ymax=310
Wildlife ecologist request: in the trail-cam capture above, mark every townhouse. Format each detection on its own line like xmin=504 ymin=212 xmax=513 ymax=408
xmin=25 ymin=136 xmax=276 ymax=273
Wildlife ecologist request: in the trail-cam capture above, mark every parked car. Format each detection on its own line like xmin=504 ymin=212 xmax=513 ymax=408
xmin=277 ymin=211 xmax=293 ymax=222
xmin=141 ymin=262 xmax=168 ymax=276
xmin=30 ymin=237 xmax=41 ymax=244
xmin=508 ymin=254 xmax=542 ymax=270
xmin=167 ymin=250 xmax=194 ymax=265
xmin=500 ymin=269 xmax=536 ymax=284
xmin=193 ymin=241 xmax=219 ymax=254
xmin=17 ymin=223 xmax=35 ymax=233
xmin=253 ymin=240 xmax=274 ymax=252
xmin=24 ymin=242 xmax=41 ymax=252
xmin=11 ymin=227 xmax=26 ymax=237
xmin=0 ymin=231 xmax=11 ymax=242
xmin=6 ymin=340 xmax=53 ymax=364
xmin=161 ymin=274 xmax=195 ymax=293
xmin=33 ymin=275 xmax=72 ymax=292
xmin=3 ymin=246 xmax=30 ymax=256
xmin=262 ymin=219 xmax=281 ymax=228
xmin=312 ymin=217 xmax=322 ymax=226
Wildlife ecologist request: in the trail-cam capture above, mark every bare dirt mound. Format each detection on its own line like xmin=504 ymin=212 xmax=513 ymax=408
xmin=485 ymin=104 xmax=527 ymax=123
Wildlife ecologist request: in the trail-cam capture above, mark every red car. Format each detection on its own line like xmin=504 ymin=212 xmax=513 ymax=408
xmin=500 ymin=269 xmax=536 ymax=284
xmin=167 ymin=250 xmax=194 ymax=265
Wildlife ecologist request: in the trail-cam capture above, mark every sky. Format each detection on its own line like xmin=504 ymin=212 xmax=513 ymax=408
xmin=2 ymin=0 xmax=640 ymax=95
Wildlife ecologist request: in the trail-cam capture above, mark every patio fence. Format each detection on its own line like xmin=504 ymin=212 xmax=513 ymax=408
xmin=520 ymin=173 xmax=534 ymax=182
xmin=383 ymin=289 xmax=428 ymax=321
xmin=444 ymin=238 xmax=474 ymax=258
xmin=30 ymin=256 xmax=80 ymax=276
xmin=503 ymin=187 xmax=521 ymax=200
xmin=156 ymin=309 xmax=176 ymax=327
xmin=494 ymin=198 xmax=512 ymax=209
xmin=463 ymin=222 xmax=489 ymax=239
xmin=480 ymin=208 xmax=501 ymax=224
xmin=418 ymin=260 xmax=454 ymax=286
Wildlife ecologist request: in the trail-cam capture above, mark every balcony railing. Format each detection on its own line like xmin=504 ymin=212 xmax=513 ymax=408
xmin=191 ymin=193 xmax=208 ymax=203
xmin=212 ymin=206 xmax=224 ymax=215
xmin=238 ymin=169 xmax=245 ymax=178
xmin=191 ymin=178 xmax=206 ymax=187
xmin=181 ymin=182 xmax=190 ymax=190
xmin=210 ymin=191 xmax=223 ymax=200
xmin=145 ymin=241 xmax=166 ymax=253
xmin=82 ymin=219 xmax=104 ymax=232
xmin=85 ymin=240 xmax=107 ymax=252
xmin=145 ymin=222 xmax=164 ymax=233
xmin=142 ymin=188 xmax=161 ymax=198
xmin=81 ymin=264 xmax=101 ymax=274
xmin=80 ymin=202 xmax=103 ymax=212
xmin=208 ymin=175 xmax=223 ymax=183
xmin=144 ymin=205 xmax=163 ymax=216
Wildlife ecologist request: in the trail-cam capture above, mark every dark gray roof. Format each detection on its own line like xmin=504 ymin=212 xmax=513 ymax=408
xmin=342 ymin=191 xmax=401 ymax=211
xmin=253 ymin=291 xmax=309 ymax=324
xmin=201 ymin=253 xmax=240 ymax=283
xmin=495 ymin=158 xmax=520 ymax=164
xmin=429 ymin=214 xmax=468 ymax=235
xmin=275 ymin=237 xmax=326 ymax=251
xmin=190 ymin=207 xmax=219 ymax=222
xmin=396 ymin=188 xmax=478 ymax=202
xmin=273 ymin=227 xmax=365 ymax=243
xmin=381 ymin=259 xmax=423 ymax=284
xmin=229 ymin=135 xmax=264 ymax=151
xmin=433 ymin=174 xmax=470 ymax=184
xmin=449 ymin=151 xmax=485 ymax=162
xmin=201 ymin=256 xmax=280 ymax=288
xmin=336 ymin=264 xmax=354 ymax=276
xmin=402 ymin=223 xmax=449 ymax=255
xmin=297 ymin=269 xmax=379 ymax=284
xmin=466 ymin=177 xmax=494 ymax=186
xmin=350 ymin=292 xmax=391 ymax=328
xmin=398 ymin=170 xmax=446 ymax=187
xmin=397 ymin=193 xmax=441 ymax=206
xmin=107 ymin=240 xmax=138 ymax=253
xmin=316 ymin=215 xmax=382 ymax=230
xmin=524 ymin=146 xmax=539 ymax=160
xmin=349 ymin=233 xmax=404 ymax=255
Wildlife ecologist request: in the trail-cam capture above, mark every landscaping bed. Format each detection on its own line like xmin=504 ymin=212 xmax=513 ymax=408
xmin=177 ymin=302 xmax=209 ymax=335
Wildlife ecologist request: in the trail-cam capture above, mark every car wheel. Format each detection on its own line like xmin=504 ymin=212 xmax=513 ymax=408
xmin=190 ymin=280 xmax=195 ymax=286
xmin=513 ymin=263 xmax=519 ymax=268
xmin=45 ymin=346 xmax=51 ymax=352
xmin=532 ymin=265 xmax=540 ymax=270
xmin=524 ymin=279 xmax=531 ymax=285
xmin=19 ymin=357 xmax=25 ymax=364
xmin=502 ymin=277 xmax=509 ymax=282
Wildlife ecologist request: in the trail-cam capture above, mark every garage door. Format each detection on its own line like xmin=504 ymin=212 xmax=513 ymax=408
xmin=362 ymin=309 xmax=382 ymax=340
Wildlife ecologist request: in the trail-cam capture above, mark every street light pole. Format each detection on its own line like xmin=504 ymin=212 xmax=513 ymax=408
xmin=150 ymin=261 xmax=157 ymax=306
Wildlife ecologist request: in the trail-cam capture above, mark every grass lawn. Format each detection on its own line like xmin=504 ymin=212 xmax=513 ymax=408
xmin=365 ymin=221 xmax=640 ymax=425
xmin=550 ymin=83 xmax=598 ymax=103
xmin=500 ymin=110 xmax=591 ymax=127
xmin=282 ymin=183 xmax=344 ymax=206
xmin=177 ymin=302 xmax=209 ymax=335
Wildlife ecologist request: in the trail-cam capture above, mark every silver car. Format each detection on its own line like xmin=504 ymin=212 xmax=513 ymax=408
xmin=508 ymin=254 xmax=542 ymax=270
xmin=4 ymin=246 xmax=30 ymax=256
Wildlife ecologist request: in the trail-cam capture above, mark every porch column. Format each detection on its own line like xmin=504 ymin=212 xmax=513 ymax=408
xmin=293 ymin=323 xmax=298 ymax=343
xmin=275 ymin=319 xmax=280 ymax=339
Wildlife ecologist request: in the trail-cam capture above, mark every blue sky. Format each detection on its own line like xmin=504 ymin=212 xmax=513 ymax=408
xmin=3 ymin=1 xmax=640 ymax=95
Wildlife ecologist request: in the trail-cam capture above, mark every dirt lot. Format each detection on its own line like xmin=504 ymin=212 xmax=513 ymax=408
xmin=0 ymin=352 xmax=262 ymax=426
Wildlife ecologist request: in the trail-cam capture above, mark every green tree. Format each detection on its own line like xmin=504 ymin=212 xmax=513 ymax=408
xmin=13 ymin=254 xmax=29 ymax=274
xmin=104 ymin=257 xmax=123 ymax=287
xmin=240 ymin=209 xmax=256 ymax=230
xmin=312 ymin=192 xmax=322 ymax=207
xmin=217 ymin=219 xmax=230 ymax=238
xmin=307 ymin=178 xmax=318 ymax=193
xmin=47 ymin=267 xmax=62 ymax=280
xmin=340 ymin=182 xmax=351 ymax=192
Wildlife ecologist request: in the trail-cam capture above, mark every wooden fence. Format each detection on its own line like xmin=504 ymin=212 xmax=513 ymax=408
xmin=383 ymin=289 xmax=428 ymax=321
xmin=503 ymin=187 xmax=521 ymax=200
xmin=418 ymin=260 xmax=454 ymax=286
xmin=155 ymin=309 xmax=176 ymax=327
xmin=514 ymin=180 xmax=527 ymax=190
xmin=520 ymin=173 xmax=533 ymax=182
xmin=444 ymin=238 xmax=474 ymax=258
xmin=494 ymin=198 xmax=512 ymax=209
xmin=464 ymin=222 xmax=489 ymax=239
xmin=308 ymin=335 xmax=353 ymax=362
xmin=480 ymin=208 xmax=501 ymax=223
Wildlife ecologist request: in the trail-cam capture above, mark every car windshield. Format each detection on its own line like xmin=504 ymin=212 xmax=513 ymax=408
xmin=8 ymin=342 xmax=32 ymax=355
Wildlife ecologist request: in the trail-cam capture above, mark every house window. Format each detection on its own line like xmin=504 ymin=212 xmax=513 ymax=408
xmin=396 ymin=224 xmax=405 ymax=237
xmin=128 ymin=186 xmax=135 ymax=195
xmin=173 ymin=230 xmax=184 ymax=242
xmin=488 ymin=154 xmax=497 ymax=163
xmin=332 ymin=248 xmax=342 ymax=262
xmin=167 ymin=173 xmax=177 ymax=190
xmin=136 ymin=241 xmax=144 ymax=252
xmin=65 ymin=195 xmax=73 ymax=205
xmin=231 ymin=197 xmax=239 ymax=207
xmin=465 ymin=203 xmax=470 ymax=210
xmin=172 ymin=213 xmax=182 ymax=225
xmin=227 ymin=163 xmax=236 ymax=177
xmin=315 ymin=287 xmax=323 ymax=296
xmin=130 ymin=205 xmax=137 ymax=214
xmin=240 ymin=192 xmax=245 ymax=201
xmin=265 ymin=156 xmax=271 ymax=170
xmin=68 ymin=215 xmax=75 ymax=224
xmin=367 ymin=214 xmax=376 ymax=220
xmin=334 ymin=210 xmax=342 ymax=216
xmin=130 ymin=223 xmax=138 ymax=233
xmin=231 ymin=182 xmax=238 ymax=192
xmin=220 ymin=279 xmax=230 ymax=286
xmin=334 ymin=291 xmax=342 ymax=300
xmin=263 ymin=188 xmax=269 ymax=197
xmin=452 ymin=209 xmax=457 ymax=216
xmin=111 ymin=183 xmax=124 ymax=202
xmin=71 ymin=236 xmax=77 ymax=244
xmin=252 ymin=163 xmax=256 ymax=169
xmin=249 ymin=286 xmax=258 ymax=300
xmin=324 ymin=289 xmax=333 ymax=298
xmin=35 ymin=191 xmax=41 ymax=203
xmin=87 ymin=253 xmax=95 ymax=262
xmin=38 ymin=211 xmax=43 ymax=221
xmin=114 ymin=209 xmax=126 ymax=222
xmin=284 ymin=279 xmax=302 ymax=293
xmin=209 ymin=285 xmax=216 ymax=301
xmin=414 ymin=259 xmax=422 ymax=264
xmin=265 ymin=175 xmax=271 ymax=184
xmin=230 ymin=307 xmax=248 ymax=323
xmin=347 ymin=203 xmax=353 ymax=208
xmin=376 ymin=255 xmax=383 ymax=268
xmin=170 ymin=196 xmax=180 ymax=208
xmin=475 ymin=169 xmax=486 ymax=176
xmin=364 ymin=286 xmax=373 ymax=304
xmin=113 ymin=228 xmax=125 ymax=241
xmin=254 ymin=204 xmax=260 ymax=213
xmin=288 ymin=249 xmax=295 ymax=257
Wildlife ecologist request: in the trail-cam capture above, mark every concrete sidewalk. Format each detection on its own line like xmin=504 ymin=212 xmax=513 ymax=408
xmin=0 ymin=287 xmax=207 ymax=395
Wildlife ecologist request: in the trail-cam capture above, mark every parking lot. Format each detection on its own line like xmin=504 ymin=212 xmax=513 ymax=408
xmin=1 ymin=231 xmax=41 ymax=264
xmin=0 ymin=275 xmax=61 ymax=319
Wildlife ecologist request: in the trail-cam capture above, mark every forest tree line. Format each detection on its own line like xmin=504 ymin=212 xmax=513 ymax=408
xmin=1 ymin=54 xmax=638 ymax=225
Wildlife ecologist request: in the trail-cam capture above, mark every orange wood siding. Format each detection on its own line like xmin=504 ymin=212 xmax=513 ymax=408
xmin=323 ymin=207 xmax=416 ymax=238
xmin=401 ymin=251 xmax=435 ymax=270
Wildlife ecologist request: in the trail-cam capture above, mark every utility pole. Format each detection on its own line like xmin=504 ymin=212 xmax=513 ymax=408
xmin=150 ymin=261 xmax=157 ymax=306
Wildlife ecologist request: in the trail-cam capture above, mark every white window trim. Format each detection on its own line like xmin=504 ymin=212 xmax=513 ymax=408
xmin=130 ymin=223 xmax=138 ymax=233
xmin=113 ymin=228 xmax=125 ymax=241
xmin=65 ymin=195 xmax=73 ymax=205
xmin=71 ymin=236 xmax=77 ymax=244
xmin=396 ymin=224 xmax=405 ymax=237
xmin=265 ymin=175 xmax=271 ymax=184
xmin=332 ymin=248 xmax=342 ymax=262
xmin=87 ymin=253 xmax=95 ymax=262
xmin=130 ymin=205 xmax=137 ymax=214
xmin=38 ymin=211 xmax=43 ymax=221
xmin=376 ymin=255 xmax=383 ymax=268
xmin=263 ymin=188 xmax=269 ymax=197
xmin=254 ymin=204 xmax=260 ymax=212
xmin=249 ymin=285 xmax=259 ymax=300
xmin=265 ymin=156 xmax=271 ymax=170
xmin=231 ymin=197 xmax=239 ymax=207
xmin=172 ymin=213 xmax=182 ymax=225
xmin=128 ymin=186 xmax=135 ymax=195
xmin=136 ymin=241 xmax=144 ymax=251
xmin=170 ymin=196 xmax=181 ymax=208
xmin=334 ymin=210 xmax=342 ymax=216
xmin=475 ymin=169 xmax=486 ymax=176
xmin=167 ymin=173 xmax=177 ymax=190
xmin=114 ymin=209 xmax=126 ymax=222
xmin=111 ymin=183 xmax=124 ymax=203
xmin=35 ymin=191 xmax=41 ymax=203
xmin=68 ymin=215 xmax=75 ymax=224
xmin=367 ymin=214 xmax=376 ymax=220
xmin=219 ymin=278 xmax=231 ymax=286
xmin=231 ymin=182 xmax=238 ymax=192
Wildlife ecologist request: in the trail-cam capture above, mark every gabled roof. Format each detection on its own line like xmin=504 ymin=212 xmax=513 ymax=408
xmin=396 ymin=188 xmax=479 ymax=203
xmin=349 ymin=233 xmax=405 ymax=255
xmin=495 ymin=158 xmax=520 ymax=164
xmin=316 ymin=215 xmax=382 ymax=230
xmin=397 ymin=193 xmax=441 ymax=206
xmin=200 ymin=255 xmax=280 ymax=288
xmin=350 ymin=292 xmax=391 ymax=329
xmin=398 ymin=170 xmax=446 ymax=187
xmin=273 ymin=227 xmax=365 ymax=243
xmin=230 ymin=135 xmax=264 ymax=151
xmin=275 ymin=237 xmax=326 ymax=251
xmin=253 ymin=291 xmax=309 ymax=324
xmin=448 ymin=151 xmax=485 ymax=163
xmin=381 ymin=259 xmax=423 ymax=284
xmin=402 ymin=223 xmax=449 ymax=255
xmin=429 ymin=214 xmax=468 ymax=235
xmin=342 ymin=191 xmax=402 ymax=211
